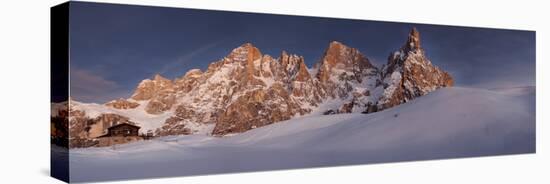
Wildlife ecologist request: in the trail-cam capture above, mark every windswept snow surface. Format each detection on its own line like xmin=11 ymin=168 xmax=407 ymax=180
xmin=69 ymin=86 xmax=535 ymax=182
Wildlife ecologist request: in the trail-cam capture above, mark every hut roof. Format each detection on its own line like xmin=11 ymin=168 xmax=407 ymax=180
xmin=107 ymin=123 xmax=140 ymax=130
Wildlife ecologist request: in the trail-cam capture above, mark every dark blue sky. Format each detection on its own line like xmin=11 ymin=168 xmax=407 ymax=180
xmin=69 ymin=2 xmax=535 ymax=103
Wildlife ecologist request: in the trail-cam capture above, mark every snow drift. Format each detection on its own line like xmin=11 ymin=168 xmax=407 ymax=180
xmin=67 ymin=86 xmax=535 ymax=182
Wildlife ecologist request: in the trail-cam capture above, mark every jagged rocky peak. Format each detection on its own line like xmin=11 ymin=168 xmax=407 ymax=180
xmin=207 ymin=44 xmax=324 ymax=136
xmin=225 ymin=42 xmax=262 ymax=64
xmin=153 ymin=74 xmax=169 ymax=81
xmin=174 ymin=69 xmax=203 ymax=93
xmin=277 ymin=50 xmax=323 ymax=103
xmin=175 ymin=69 xmax=203 ymax=85
xmin=204 ymin=42 xmax=267 ymax=85
xmin=317 ymin=41 xmax=376 ymax=83
xmin=377 ymin=27 xmax=454 ymax=110
xmin=404 ymin=27 xmax=421 ymax=51
xmin=279 ymin=50 xmax=311 ymax=82
xmin=316 ymin=41 xmax=378 ymax=100
xmin=131 ymin=74 xmax=174 ymax=101
xmin=127 ymin=73 xmax=176 ymax=115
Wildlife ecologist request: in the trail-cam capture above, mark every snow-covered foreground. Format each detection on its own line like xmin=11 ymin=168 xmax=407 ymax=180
xmin=67 ymin=86 xmax=535 ymax=182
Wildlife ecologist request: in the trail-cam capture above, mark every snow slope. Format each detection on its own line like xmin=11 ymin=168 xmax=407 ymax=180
xmin=68 ymin=86 xmax=535 ymax=182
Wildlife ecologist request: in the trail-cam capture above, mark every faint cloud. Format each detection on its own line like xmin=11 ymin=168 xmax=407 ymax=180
xmin=70 ymin=67 xmax=125 ymax=103
xmin=157 ymin=41 xmax=223 ymax=76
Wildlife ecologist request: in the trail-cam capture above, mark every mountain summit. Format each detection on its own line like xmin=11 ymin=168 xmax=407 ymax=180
xmin=404 ymin=27 xmax=422 ymax=51
xmin=62 ymin=28 xmax=454 ymax=147
xmin=378 ymin=28 xmax=454 ymax=110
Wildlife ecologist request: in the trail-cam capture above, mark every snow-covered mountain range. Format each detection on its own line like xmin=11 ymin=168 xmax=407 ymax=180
xmin=57 ymin=28 xmax=454 ymax=147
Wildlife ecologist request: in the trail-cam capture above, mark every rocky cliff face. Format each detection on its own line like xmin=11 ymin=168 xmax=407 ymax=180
xmin=68 ymin=28 xmax=453 ymax=141
xmin=316 ymin=41 xmax=382 ymax=114
xmin=173 ymin=43 xmax=326 ymax=135
xmin=377 ymin=28 xmax=454 ymax=110
xmin=317 ymin=41 xmax=378 ymax=98
xmin=131 ymin=74 xmax=176 ymax=114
